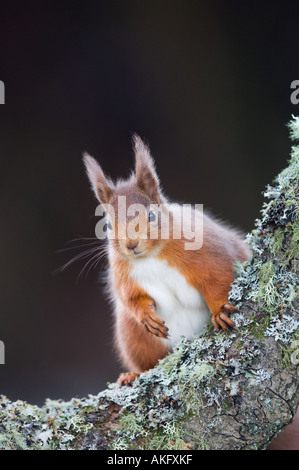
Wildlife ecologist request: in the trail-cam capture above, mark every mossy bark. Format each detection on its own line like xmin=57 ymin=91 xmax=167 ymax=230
xmin=1 ymin=118 xmax=299 ymax=451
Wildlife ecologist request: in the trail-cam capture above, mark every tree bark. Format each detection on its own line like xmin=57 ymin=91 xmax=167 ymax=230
xmin=1 ymin=118 xmax=299 ymax=451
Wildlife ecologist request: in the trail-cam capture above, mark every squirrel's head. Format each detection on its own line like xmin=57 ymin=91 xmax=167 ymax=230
xmin=83 ymin=135 xmax=168 ymax=259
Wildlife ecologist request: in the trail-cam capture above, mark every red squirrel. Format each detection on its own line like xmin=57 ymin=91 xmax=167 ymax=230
xmin=83 ymin=136 xmax=251 ymax=386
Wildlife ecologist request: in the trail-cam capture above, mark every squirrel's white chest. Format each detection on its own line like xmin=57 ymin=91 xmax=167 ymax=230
xmin=129 ymin=257 xmax=211 ymax=348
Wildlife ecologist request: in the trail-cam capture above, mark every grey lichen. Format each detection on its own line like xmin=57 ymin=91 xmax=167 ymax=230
xmin=0 ymin=394 xmax=107 ymax=450
xmin=229 ymin=117 xmax=299 ymax=342
xmin=0 ymin=117 xmax=299 ymax=450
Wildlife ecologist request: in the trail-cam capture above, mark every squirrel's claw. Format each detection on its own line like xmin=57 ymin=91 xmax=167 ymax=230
xmin=142 ymin=313 xmax=169 ymax=339
xmin=212 ymin=304 xmax=238 ymax=331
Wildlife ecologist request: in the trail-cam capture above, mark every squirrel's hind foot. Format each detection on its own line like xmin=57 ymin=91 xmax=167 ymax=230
xmin=211 ymin=303 xmax=238 ymax=331
xmin=117 ymin=372 xmax=140 ymax=386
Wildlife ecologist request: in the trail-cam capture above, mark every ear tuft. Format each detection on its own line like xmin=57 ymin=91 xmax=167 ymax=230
xmin=132 ymin=135 xmax=161 ymax=203
xmin=83 ymin=152 xmax=114 ymax=203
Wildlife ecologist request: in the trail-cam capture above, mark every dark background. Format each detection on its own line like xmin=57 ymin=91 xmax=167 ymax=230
xmin=0 ymin=0 xmax=298 ymax=406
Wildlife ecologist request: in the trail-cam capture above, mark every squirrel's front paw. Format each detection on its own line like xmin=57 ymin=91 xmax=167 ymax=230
xmin=211 ymin=303 xmax=238 ymax=331
xmin=140 ymin=310 xmax=169 ymax=339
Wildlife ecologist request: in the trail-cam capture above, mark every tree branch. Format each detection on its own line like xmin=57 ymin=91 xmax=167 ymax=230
xmin=1 ymin=118 xmax=299 ymax=450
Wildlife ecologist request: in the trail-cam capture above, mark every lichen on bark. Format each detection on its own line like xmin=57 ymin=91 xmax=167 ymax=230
xmin=0 ymin=117 xmax=298 ymax=450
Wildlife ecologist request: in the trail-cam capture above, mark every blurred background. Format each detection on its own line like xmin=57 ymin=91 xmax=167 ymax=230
xmin=0 ymin=0 xmax=298 ymax=407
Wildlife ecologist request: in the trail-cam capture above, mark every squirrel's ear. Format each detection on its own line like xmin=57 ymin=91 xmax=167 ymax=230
xmin=83 ymin=153 xmax=114 ymax=204
xmin=133 ymin=134 xmax=161 ymax=203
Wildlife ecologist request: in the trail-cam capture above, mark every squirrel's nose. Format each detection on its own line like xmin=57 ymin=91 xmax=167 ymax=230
xmin=126 ymin=240 xmax=139 ymax=252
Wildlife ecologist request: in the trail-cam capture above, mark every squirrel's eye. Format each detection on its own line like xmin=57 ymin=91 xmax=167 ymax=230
xmin=148 ymin=210 xmax=156 ymax=223
xmin=104 ymin=220 xmax=113 ymax=231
